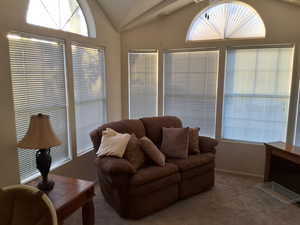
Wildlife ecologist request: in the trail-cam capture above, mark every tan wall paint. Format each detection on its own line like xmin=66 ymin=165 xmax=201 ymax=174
xmin=121 ymin=0 xmax=300 ymax=177
xmin=0 ymin=0 xmax=122 ymax=187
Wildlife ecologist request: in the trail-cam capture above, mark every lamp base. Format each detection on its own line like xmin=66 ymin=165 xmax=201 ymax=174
xmin=38 ymin=180 xmax=55 ymax=192
xmin=36 ymin=148 xmax=54 ymax=192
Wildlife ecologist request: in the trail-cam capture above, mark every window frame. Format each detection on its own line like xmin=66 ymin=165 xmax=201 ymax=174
xmin=7 ymin=32 xmax=73 ymax=183
xmin=162 ymin=47 xmax=220 ymax=138
xmin=128 ymin=49 xmax=159 ymax=119
xmin=158 ymin=43 xmax=298 ymax=145
xmin=288 ymin=44 xmax=300 ymax=146
xmin=71 ymin=42 xmax=108 ymax=156
xmin=7 ymin=30 xmax=109 ymax=184
xmin=25 ymin=0 xmax=96 ymax=38
xmin=221 ymin=44 xmax=297 ymax=144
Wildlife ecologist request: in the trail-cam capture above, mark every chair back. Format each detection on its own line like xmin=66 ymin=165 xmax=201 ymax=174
xmin=0 ymin=185 xmax=57 ymax=225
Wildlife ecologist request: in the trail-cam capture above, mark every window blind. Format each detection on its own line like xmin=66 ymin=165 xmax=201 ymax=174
xmin=187 ymin=2 xmax=266 ymax=41
xmin=164 ymin=50 xmax=219 ymax=137
xmin=72 ymin=44 xmax=107 ymax=154
xmin=8 ymin=34 xmax=70 ymax=182
xmin=223 ymin=47 xmax=294 ymax=143
xmin=128 ymin=52 xmax=158 ymax=119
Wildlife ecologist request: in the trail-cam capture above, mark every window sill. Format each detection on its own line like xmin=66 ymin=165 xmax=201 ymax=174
xmin=77 ymin=147 xmax=94 ymax=157
xmin=219 ymin=138 xmax=266 ymax=147
xmin=21 ymin=157 xmax=72 ymax=184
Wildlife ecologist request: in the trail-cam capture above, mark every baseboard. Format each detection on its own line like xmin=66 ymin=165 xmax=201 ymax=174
xmin=215 ymin=168 xmax=264 ymax=179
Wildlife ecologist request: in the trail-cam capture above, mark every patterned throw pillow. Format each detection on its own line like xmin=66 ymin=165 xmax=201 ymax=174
xmin=123 ymin=134 xmax=145 ymax=170
xmin=188 ymin=128 xmax=200 ymax=154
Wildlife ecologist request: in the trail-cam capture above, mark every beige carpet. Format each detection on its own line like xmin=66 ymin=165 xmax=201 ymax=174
xmin=65 ymin=172 xmax=300 ymax=225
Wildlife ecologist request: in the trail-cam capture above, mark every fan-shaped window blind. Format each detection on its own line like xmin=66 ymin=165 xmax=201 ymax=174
xmin=27 ymin=0 xmax=88 ymax=36
xmin=8 ymin=33 xmax=70 ymax=182
xmin=223 ymin=47 xmax=294 ymax=143
xmin=72 ymin=44 xmax=107 ymax=154
xmin=128 ymin=52 xmax=158 ymax=119
xmin=164 ymin=50 xmax=219 ymax=137
xmin=187 ymin=1 xmax=266 ymax=41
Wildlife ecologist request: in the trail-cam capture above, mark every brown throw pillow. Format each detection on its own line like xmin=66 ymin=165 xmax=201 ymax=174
xmin=123 ymin=134 xmax=145 ymax=170
xmin=189 ymin=128 xmax=200 ymax=154
xmin=160 ymin=127 xmax=189 ymax=159
xmin=140 ymin=137 xmax=165 ymax=167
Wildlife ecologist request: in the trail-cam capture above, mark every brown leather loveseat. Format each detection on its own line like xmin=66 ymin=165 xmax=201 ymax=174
xmin=90 ymin=116 xmax=218 ymax=219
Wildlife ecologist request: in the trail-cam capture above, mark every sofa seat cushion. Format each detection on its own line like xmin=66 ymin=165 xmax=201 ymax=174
xmin=129 ymin=173 xmax=180 ymax=196
xmin=181 ymin=162 xmax=214 ymax=180
xmin=167 ymin=153 xmax=215 ymax=172
xmin=130 ymin=163 xmax=178 ymax=186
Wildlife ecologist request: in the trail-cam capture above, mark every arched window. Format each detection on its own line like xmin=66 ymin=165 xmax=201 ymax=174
xmin=26 ymin=0 xmax=95 ymax=37
xmin=187 ymin=1 xmax=266 ymax=41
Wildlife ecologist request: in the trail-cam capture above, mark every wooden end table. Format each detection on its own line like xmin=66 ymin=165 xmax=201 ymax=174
xmin=27 ymin=174 xmax=96 ymax=225
xmin=264 ymin=142 xmax=300 ymax=195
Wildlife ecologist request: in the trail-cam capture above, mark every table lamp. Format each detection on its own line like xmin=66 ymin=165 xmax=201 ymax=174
xmin=17 ymin=114 xmax=62 ymax=191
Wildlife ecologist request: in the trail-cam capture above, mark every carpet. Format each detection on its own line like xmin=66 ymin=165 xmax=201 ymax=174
xmin=65 ymin=171 xmax=300 ymax=225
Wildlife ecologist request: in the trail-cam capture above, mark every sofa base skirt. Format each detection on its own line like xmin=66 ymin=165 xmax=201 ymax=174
xmin=179 ymin=170 xmax=215 ymax=199
xmin=126 ymin=184 xmax=179 ymax=219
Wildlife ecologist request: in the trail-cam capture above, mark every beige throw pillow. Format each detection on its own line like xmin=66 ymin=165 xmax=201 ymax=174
xmin=140 ymin=137 xmax=166 ymax=167
xmin=96 ymin=128 xmax=131 ymax=158
xmin=123 ymin=134 xmax=145 ymax=170
xmin=188 ymin=128 xmax=200 ymax=154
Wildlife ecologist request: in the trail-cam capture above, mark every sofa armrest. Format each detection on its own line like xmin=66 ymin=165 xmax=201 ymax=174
xmin=95 ymin=156 xmax=136 ymax=176
xmin=198 ymin=136 xmax=218 ymax=154
xmin=95 ymin=157 xmax=133 ymax=215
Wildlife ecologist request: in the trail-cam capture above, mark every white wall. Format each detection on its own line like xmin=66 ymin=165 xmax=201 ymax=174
xmin=215 ymin=141 xmax=265 ymax=177
xmin=0 ymin=0 xmax=122 ymax=187
xmin=121 ymin=0 xmax=300 ymax=177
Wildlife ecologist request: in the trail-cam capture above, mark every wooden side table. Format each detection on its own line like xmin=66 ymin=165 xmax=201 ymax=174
xmin=264 ymin=142 xmax=300 ymax=194
xmin=27 ymin=174 xmax=96 ymax=225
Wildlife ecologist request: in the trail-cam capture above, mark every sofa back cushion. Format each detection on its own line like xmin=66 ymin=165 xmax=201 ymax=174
xmin=90 ymin=119 xmax=146 ymax=153
xmin=140 ymin=116 xmax=182 ymax=147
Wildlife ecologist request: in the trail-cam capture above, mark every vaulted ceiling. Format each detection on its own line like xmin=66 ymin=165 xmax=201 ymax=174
xmin=96 ymin=0 xmax=195 ymax=31
xmin=96 ymin=0 xmax=300 ymax=32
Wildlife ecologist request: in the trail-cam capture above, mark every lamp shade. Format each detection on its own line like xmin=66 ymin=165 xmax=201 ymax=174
xmin=17 ymin=114 xmax=62 ymax=150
